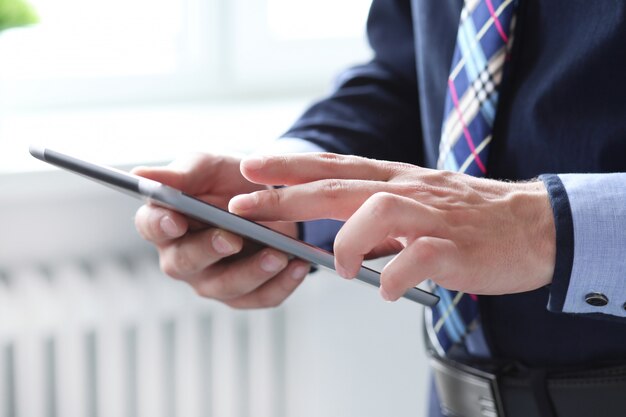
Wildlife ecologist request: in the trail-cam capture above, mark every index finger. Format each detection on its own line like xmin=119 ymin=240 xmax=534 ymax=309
xmin=228 ymin=179 xmax=399 ymax=222
xmin=333 ymin=192 xmax=445 ymax=279
xmin=240 ymin=153 xmax=405 ymax=186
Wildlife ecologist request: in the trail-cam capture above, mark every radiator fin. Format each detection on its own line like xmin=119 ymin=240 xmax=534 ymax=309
xmin=0 ymin=254 xmax=285 ymax=417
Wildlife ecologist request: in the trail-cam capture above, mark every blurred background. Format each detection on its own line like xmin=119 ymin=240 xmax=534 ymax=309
xmin=0 ymin=0 xmax=429 ymax=416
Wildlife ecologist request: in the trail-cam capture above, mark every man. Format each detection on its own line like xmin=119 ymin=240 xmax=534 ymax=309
xmin=134 ymin=0 xmax=626 ymax=415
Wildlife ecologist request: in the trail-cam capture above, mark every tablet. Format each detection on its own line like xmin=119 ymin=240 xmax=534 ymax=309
xmin=29 ymin=146 xmax=439 ymax=307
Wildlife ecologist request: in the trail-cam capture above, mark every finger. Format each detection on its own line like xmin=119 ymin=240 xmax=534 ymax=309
xmin=132 ymin=164 xmax=186 ymax=189
xmin=191 ymin=248 xmax=291 ymax=301
xmin=224 ymin=259 xmax=311 ymax=309
xmin=135 ymin=204 xmax=188 ymax=242
xmin=133 ymin=153 xmax=239 ymax=194
xmin=240 ymin=152 xmax=405 ymax=186
xmin=136 ymin=193 xmax=234 ymax=239
xmin=333 ymin=192 xmax=445 ymax=278
xmin=158 ymin=228 xmax=244 ymax=279
xmin=363 ymin=237 xmax=406 ymax=260
xmin=229 ymin=179 xmax=400 ymax=221
xmin=379 ymin=237 xmax=459 ymax=302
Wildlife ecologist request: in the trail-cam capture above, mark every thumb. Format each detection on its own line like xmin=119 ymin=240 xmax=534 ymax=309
xmin=131 ymin=153 xmax=216 ymax=192
xmin=132 ymin=166 xmax=186 ymax=189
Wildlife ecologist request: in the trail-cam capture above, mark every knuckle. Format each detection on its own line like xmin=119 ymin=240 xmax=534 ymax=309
xmin=369 ymin=192 xmax=399 ymax=217
xmin=317 ymin=152 xmax=344 ymax=163
xmin=400 ymin=182 xmax=435 ymax=196
xmin=320 ymin=179 xmax=345 ymax=200
xmin=194 ymin=276 xmax=237 ymax=301
xmin=193 ymin=283 xmax=217 ymax=300
xmin=435 ymin=169 xmax=458 ymax=186
xmin=380 ymin=160 xmax=406 ymax=176
xmin=159 ymin=257 xmax=181 ymax=279
xmin=394 ymin=161 xmax=415 ymax=172
xmin=265 ymin=188 xmax=282 ymax=208
xmin=319 ymin=152 xmax=365 ymax=171
xmin=194 ymin=152 xmax=217 ymax=165
xmin=160 ymin=248 xmax=193 ymax=279
xmin=176 ymin=152 xmax=212 ymax=171
xmin=343 ymin=153 xmax=366 ymax=166
xmin=171 ymin=251 xmax=194 ymax=276
xmin=225 ymin=289 xmax=284 ymax=310
xmin=257 ymin=291 xmax=283 ymax=309
xmin=274 ymin=155 xmax=290 ymax=170
xmin=193 ymin=281 xmax=218 ymax=299
xmin=201 ymin=278 xmax=235 ymax=301
xmin=412 ymin=238 xmax=440 ymax=266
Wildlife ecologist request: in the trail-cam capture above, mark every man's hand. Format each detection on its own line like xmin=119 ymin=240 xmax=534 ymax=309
xmin=229 ymin=153 xmax=556 ymax=302
xmin=133 ymin=153 xmax=310 ymax=309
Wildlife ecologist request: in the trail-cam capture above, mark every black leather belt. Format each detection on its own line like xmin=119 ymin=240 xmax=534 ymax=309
xmin=429 ymin=353 xmax=626 ymax=417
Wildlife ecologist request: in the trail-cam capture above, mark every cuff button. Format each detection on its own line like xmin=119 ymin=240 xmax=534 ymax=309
xmin=585 ymin=292 xmax=609 ymax=307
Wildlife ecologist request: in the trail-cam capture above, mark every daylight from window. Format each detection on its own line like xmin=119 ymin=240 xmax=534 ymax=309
xmin=0 ymin=0 xmax=372 ymax=171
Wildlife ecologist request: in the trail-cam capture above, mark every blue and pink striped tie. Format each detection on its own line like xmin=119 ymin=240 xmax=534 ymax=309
xmin=428 ymin=0 xmax=517 ymax=356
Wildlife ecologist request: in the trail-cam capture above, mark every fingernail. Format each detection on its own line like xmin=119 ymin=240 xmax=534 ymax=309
xmin=212 ymin=233 xmax=235 ymax=255
xmin=160 ymin=216 xmax=180 ymax=237
xmin=243 ymin=156 xmax=265 ymax=170
xmin=261 ymin=253 xmax=287 ymax=273
xmin=379 ymin=286 xmax=393 ymax=302
xmin=336 ymin=264 xmax=357 ymax=279
xmin=336 ymin=264 xmax=351 ymax=279
xmin=230 ymin=193 xmax=258 ymax=211
xmin=291 ymin=265 xmax=309 ymax=280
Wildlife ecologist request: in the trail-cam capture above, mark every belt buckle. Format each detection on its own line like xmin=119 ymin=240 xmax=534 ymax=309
xmin=430 ymin=356 xmax=505 ymax=417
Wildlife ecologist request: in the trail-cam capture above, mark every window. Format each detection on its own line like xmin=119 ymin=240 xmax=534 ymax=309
xmin=228 ymin=0 xmax=372 ymax=93
xmin=0 ymin=0 xmax=373 ymax=110
xmin=268 ymin=0 xmax=371 ymax=40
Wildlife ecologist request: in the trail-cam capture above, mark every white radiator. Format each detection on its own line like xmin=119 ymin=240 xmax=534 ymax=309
xmin=0 ymin=169 xmax=430 ymax=417
xmin=0 ymin=254 xmax=286 ymax=417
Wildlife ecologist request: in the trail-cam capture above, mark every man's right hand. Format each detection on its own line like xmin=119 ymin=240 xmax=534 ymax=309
xmin=132 ymin=153 xmax=310 ymax=309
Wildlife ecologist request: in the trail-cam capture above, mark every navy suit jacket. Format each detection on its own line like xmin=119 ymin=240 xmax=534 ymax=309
xmin=282 ymin=0 xmax=626 ymax=367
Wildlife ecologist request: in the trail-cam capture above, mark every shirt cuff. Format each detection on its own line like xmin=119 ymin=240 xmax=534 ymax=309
xmin=541 ymin=173 xmax=626 ymax=318
xmin=539 ymin=174 xmax=575 ymax=313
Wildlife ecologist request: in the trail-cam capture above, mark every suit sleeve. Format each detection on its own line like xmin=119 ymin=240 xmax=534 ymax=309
xmin=278 ymin=0 xmax=424 ymax=167
xmin=272 ymin=0 xmax=424 ymax=250
xmin=541 ymin=173 xmax=626 ymax=320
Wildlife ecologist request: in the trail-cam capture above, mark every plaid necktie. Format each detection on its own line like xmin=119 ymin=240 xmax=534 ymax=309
xmin=427 ymin=0 xmax=517 ymax=356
